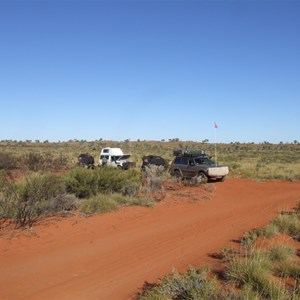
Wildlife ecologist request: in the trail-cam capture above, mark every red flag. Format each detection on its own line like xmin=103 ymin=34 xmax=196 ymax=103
xmin=214 ymin=122 xmax=218 ymax=128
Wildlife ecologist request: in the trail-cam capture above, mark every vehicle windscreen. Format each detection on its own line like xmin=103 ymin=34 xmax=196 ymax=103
xmin=194 ymin=157 xmax=215 ymax=165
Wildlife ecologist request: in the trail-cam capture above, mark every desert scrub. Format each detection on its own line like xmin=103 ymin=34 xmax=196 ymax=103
xmin=95 ymin=167 xmax=141 ymax=196
xmin=113 ymin=194 xmax=156 ymax=207
xmin=142 ymin=164 xmax=167 ymax=194
xmin=261 ymin=222 xmax=280 ymax=239
xmin=270 ymin=213 xmax=300 ymax=237
xmin=267 ymin=244 xmax=300 ymax=281
xmin=0 ymin=152 xmax=18 ymax=170
xmin=20 ymin=151 xmax=68 ymax=172
xmin=240 ymin=229 xmax=265 ymax=250
xmin=139 ymin=267 xmax=220 ymax=300
xmin=64 ymin=167 xmax=98 ymax=198
xmin=77 ymin=194 xmax=119 ymax=215
xmin=0 ymin=173 xmax=73 ymax=227
xmin=268 ymin=244 xmax=295 ymax=262
xmin=225 ymin=249 xmax=289 ymax=299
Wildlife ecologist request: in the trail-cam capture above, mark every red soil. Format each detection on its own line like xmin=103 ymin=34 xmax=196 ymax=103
xmin=1 ymin=179 xmax=300 ymax=300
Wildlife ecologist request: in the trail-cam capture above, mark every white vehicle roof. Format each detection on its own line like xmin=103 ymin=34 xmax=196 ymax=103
xmin=100 ymin=147 xmax=124 ymax=156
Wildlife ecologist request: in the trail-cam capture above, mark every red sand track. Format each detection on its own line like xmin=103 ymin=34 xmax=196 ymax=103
xmin=1 ymin=179 xmax=300 ymax=300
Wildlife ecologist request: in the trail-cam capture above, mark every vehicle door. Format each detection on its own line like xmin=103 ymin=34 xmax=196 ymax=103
xmin=187 ymin=158 xmax=198 ymax=177
xmin=179 ymin=157 xmax=190 ymax=177
xmin=194 ymin=157 xmax=207 ymax=174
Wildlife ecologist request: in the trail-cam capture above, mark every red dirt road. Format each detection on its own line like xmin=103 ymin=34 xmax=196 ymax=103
xmin=1 ymin=179 xmax=300 ymax=300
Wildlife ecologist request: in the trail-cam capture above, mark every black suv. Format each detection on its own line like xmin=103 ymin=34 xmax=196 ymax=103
xmin=169 ymin=149 xmax=229 ymax=183
xmin=141 ymin=155 xmax=167 ymax=171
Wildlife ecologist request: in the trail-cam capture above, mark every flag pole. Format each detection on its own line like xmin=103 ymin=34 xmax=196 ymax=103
xmin=214 ymin=122 xmax=218 ymax=164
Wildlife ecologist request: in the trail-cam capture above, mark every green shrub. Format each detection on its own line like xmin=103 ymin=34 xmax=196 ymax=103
xmin=0 ymin=173 xmax=68 ymax=227
xmin=64 ymin=167 xmax=98 ymax=198
xmin=95 ymin=167 xmax=141 ymax=196
xmin=77 ymin=194 xmax=118 ymax=215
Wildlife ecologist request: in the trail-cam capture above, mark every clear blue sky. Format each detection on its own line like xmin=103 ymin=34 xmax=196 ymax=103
xmin=0 ymin=0 xmax=299 ymax=143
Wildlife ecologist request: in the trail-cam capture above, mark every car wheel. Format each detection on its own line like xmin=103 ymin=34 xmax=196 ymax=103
xmin=218 ymin=176 xmax=225 ymax=182
xmin=174 ymin=170 xmax=182 ymax=179
xmin=197 ymin=172 xmax=208 ymax=184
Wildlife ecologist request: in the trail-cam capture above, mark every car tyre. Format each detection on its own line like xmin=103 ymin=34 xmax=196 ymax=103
xmin=197 ymin=172 xmax=208 ymax=184
xmin=174 ymin=170 xmax=182 ymax=180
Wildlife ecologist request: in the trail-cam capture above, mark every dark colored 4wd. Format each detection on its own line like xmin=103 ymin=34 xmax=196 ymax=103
xmin=141 ymin=155 xmax=167 ymax=171
xmin=169 ymin=149 xmax=229 ymax=183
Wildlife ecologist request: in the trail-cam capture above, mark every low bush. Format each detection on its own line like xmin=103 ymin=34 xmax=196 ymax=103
xmin=64 ymin=167 xmax=98 ymax=198
xmin=225 ymin=249 xmax=289 ymax=299
xmin=140 ymin=267 xmax=220 ymax=300
xmin=0 ymin=152 xmax=18 ymax=170
xmin=142 ymin=165 xmax=167 ymax=194
xmin=77 ymin=194 xmax=119 ymax=215
xmin=270 ymin=213 xmax=300 ymax=237
xmin=261 ymin=223 xmax=279 ymax=238
xmin=95 ymin=167 xmax=140 ymax=195
xmin=0 ymin=173 xmax=71 ymax=227
xmin=64 ymin=167 xmax=141 ymax=198
xmin=240 ymin=229 xmax=264 ymax=250
xmin=21 ymin=152 xmax=68 ymax=172
xmin=113 ymin=194 xmax=156 ymax=208
xmin=268 ymin=244 xmax=295 ymax=262
xmin=0 ymin=169 xmax=7 ymax=189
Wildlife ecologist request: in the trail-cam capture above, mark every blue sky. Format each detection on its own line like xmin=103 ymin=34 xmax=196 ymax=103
xmin=0 ymin=0 xmax=299 ymax=143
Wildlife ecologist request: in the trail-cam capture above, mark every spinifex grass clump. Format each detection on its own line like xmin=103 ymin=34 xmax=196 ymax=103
xmin=270 ymin=213 xmax=300 ymax=237
xmin=225 ymin=249 xmax=289 ymax=299
xmin=268 ymin=244 xmax=295 ymax=262
xmin=76 ymin=194 xmax=119 ymax=215
xmin=139 ymin=267 xmax=221 ymax=300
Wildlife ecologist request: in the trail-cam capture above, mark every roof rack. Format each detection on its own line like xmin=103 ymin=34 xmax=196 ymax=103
xmin=173 ymin=148 xmax=207 ymax=157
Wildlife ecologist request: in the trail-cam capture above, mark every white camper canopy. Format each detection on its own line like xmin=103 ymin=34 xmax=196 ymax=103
xmin=100 ymin=147 xmax=124 ymax=156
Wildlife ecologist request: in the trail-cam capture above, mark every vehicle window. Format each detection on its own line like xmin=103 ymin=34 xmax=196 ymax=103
xmin=103 ymin=149 xmax=109 ymax=153
xmin=174 ymin=157 xmax=181 ymax=164
xmin=194 ymin=158 xmax=215 ymax=165
xmin=181 ymin=157 xmax=189 ymax=165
